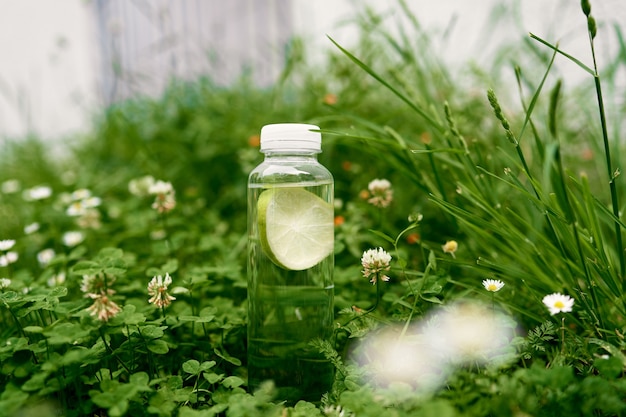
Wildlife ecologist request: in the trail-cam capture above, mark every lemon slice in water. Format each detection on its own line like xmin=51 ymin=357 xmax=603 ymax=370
xmin=257 ymin=188 xmax=333 ymax=270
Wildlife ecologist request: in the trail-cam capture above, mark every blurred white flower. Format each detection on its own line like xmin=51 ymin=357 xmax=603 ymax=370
xmin=423 ymin=302 xmax=515 ymax=364
xmin=66 ymin=189 xmax=101 ymax=222
xmin=4 ymin=252 xmax=18 ymax=264
xmin=361 ymin=247 xmax=392 ymax=284
xmin=149 ymin=180 xmax=176 ymax=213
xmin=351 ymin=301 xmax=517 ymax=392
xmin=0 ymin=278 xmax=11 ymax=289
xmin=128 ymin=175 xmax=155 ymax=197
xmin=23 ymin=185 xmax=52 ymax=201
xmin=482 ymin=279 xmax=505 ymax=292
xmin=24 ymin=223 xmax=40 ymax=234
xmin=366 ymin=178 xmax=393 ymax=208
xmin=37 ymin=248 xmax=56 ymax=266
xmin=1 ymin=179 xmax=20 ymax=194
xmin=149 ymin=180 xmax=173 ymax=195
xmin=62 ymin=231 xmax=85 ymax=247
xmin=323 ymin=405 xmax=352 ymax=417
xmin=83 ymin=196 xmax=101 ymax=208
xmin=67 ymin=201 xmax=87 ymax=217
xmin=542 ymin=293 xmax=575 ymax=315
xmin=71 ymin=189 xmax=92 ymax=200
xmin=150 ymin=229 xmax=167 ymax=240
xmin=352 ymin=326 xmax=445 ymax=391
xmin=47 ymin=272 xmax=66 ymax=287
xmin=0 ymin=240 xmax=16 ymax=251
xmin=75 ymin=208 xmax=102 ymax=229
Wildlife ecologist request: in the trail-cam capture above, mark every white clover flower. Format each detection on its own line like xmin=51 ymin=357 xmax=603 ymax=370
xmin=366 ymin=178 xmax=393 ymax=208
xmin=0 ymin=256 xmax=7 ymax=267
xmin=482 ymin=279 xmax=505 ymax=292
xmin=361 ymin=247 xmax=392 ymax=284
xmin=0 ymin=240 xmax=16 ymax=251
xmin=62 ymin=231 xmax=85 ymax=247
xmin=542 ymin=293 xmax=575 ymax=315
xmin=47 ymin=272 xmax=66 ymax=287
xmin=37 ymin=248 xmax=56 ymax=266
xmin=80 ymin=274 xmax=115 ymax=298
xmin=148 ymin=273 xmax=176 ymax=308
xmin=24 ymin=223 xmax=40 ymax=234
xmin=149 ymin=180 xmax=176 ymax=213
xmin=1 ymin=179 xmax=20 ymax=194
xmin=128 ymin=175 xmax=155 ymax=197
xmin=82 ymin=196 xmax=101 ymax=208
xmin=87 ymin=295 xmax=121 ymax=321
xmin=23 ymin=185 xmax=53 ymax=201
xmin=148 ymin=180 xmax=174 ymax=195
xmin=0 ymin=278 xmax=11 ymax=289
xmin=442 ymin=240 xmax=458 ymax=257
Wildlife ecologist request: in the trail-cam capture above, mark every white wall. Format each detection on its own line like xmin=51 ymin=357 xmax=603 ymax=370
xmin=0 ymin=0 xmax=623 ymax=141
xmin=0 ymin=0 xmax=97 ymax=141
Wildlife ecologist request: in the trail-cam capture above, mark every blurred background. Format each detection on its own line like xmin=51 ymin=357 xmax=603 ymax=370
xmin=0 ymin=0 xmax=623 ymax=142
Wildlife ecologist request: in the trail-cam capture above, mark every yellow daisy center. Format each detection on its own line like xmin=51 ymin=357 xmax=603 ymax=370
xmin=488 ymin=284 xmax=498 ymax=291
xmin=554 ymin=300 xmax=565 ymax=309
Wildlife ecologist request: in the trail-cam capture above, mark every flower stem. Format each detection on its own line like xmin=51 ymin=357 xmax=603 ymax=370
xmin=560 ymin=316 xmax=566 ymax=355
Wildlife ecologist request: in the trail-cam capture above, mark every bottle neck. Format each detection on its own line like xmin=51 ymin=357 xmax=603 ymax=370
xmin=263 ymin=151 xmax=320 ymax=161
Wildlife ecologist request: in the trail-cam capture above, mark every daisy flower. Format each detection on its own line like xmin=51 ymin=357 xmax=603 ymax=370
xmin=542 ymin=293 xmax=575 ymax=315
xmin=482 ymin=279 xmax=505 ymax=292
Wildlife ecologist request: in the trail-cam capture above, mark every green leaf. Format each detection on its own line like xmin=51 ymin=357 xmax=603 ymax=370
xmin=130 ymin=371 xmax=151 ymax=388
xmin=71 ymin=260 xmax=102 ymax=275
xmin=97 ymin=247 xmax=124 ymax=260
xmin=22 ymin=371 xmax=50 ymax=392
xmin=178 ymin=315 xmax=215 ymax=323
xmin=200 ymin=361 xmax=217 ymax=371
xmin=368 ymin=229 xmax=395 ymax=245
xmin=147 ymin=339 xmax=169 ymax=354
xmin=222 ymin=376 xmax=245 ymax=388
xmin=203 ymin=372 xmax=224 ymax=384
xmin=23 ymin=326 xmax=43 ymax=334
xmin=420 ymin=295 xmax=443 ymax=304
xmin=162 ymin=258 xmax=179 ymax=274
xmin=214 ymin=348 xmax=242 ymax=366
xmin=141 ymin=325 xmax=166 ymax=339
xmin=182 ymin=359 xmax=201 ymax=375
xmin=112 ymin=304 xmax=146 ymax=326
xmin=0 ymin=383 xmax=29 ymax=416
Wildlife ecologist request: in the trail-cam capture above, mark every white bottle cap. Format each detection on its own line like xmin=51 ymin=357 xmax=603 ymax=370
xmin=260 ymin=123 xmax=321 ymax=153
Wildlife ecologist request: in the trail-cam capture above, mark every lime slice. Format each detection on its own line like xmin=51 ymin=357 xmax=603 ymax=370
xmin=257 ymin=188 xmax=333 ymax=270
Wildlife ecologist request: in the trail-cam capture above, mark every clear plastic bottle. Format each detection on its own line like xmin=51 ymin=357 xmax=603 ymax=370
xmin=247 ymin=123 xmax=334 ymax=403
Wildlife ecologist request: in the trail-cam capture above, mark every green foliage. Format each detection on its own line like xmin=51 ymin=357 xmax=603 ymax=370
xmin=1 ymin=0 xmax=626 ymax=416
